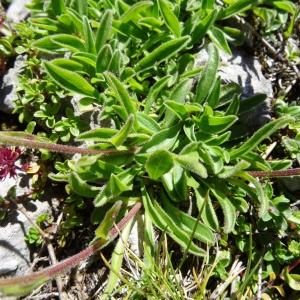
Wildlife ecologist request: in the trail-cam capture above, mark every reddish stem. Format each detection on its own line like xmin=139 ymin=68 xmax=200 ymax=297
xmin=0 ymin=202 xmax=142 ymax=287
xmin=248 ymin=168 xmax=300 ymax=178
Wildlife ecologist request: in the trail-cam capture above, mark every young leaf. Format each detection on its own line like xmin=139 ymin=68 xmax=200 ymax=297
xmin=195 ymin=188 xmax=219 ymax=231
xmin=51 ymin=58 xmax=84 ymax=72
xmin=230 ymin=116 xmax=293 ymax=159
xmin=164 ymin=78 xmax=193 ymax=126
xmin=119 ymin=1 xmax=153 ymax=23
xmin=142 ymin=124 xmax=180 ymax=153
xmin=69 ymin=172 xmax=101 ymax=198
xmin=32 ymin=34 xmax=85 ymax=53
xmin=104 ymin=72 xmax=137 ymax=118
xmin=194 ymin=107 xmax=238 ymax=134
xmin=175 ymin=152 xmax=208 ymax=178
xmin=239 ymin=172 xmax=269 ymax=218
xmin=190 ymin=10 xmax=218 ymax=45
xmin=208 ymin=26 xmax=232 ymax=55
xmin=238 ymin=94 xmax=267 ymax=115
xmin=96 ymin=44 xmax=113 ymax=73
xmin=206 ymin=76 xmax=221 ymax=109
xmin=158 ymin=0 xmax=181 ymax=37
xmin=195 ymin=44 xmax=219 ymax=104
xmin=110 ymin=115 xmax=134 ymax=147
xmin=95 ymin=10 xmax=113 ymax=52
xmin=44 ymin=62 xmax=99 ymax=99
xmin=135 ymin=36 xmax=191 ymax=72
xmin=162 ymin=196 xmax=215 ymax=245
xmin=51 ymin=0 xmax=66 ymax=15
xmin=219 ymin=0 xmax=260 ymax=20
xmin=142 ymin=188 xmax=207 ymax=256
xmin=77 ymin=128 xmax=117 ymax=142
xmin=211 ymin=188 xmax=236 ymax=233
xmin=83 ymin=16 xmax=96 ymax=54
xmin=144 ymin=75 xmax=171 ymax=114
xmin=145 ymin=150 xmax=174 ymax=180
xmin=108 ymin=49 xmax=122 ymax=74
xmin=95 ymin=201 xmax=122 ymax=239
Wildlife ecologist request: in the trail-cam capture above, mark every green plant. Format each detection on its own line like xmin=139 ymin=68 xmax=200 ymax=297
xmin=0 ymin=0 xmax=300 ymax=298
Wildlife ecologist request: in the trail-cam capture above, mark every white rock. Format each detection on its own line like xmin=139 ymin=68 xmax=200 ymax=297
xmin=0 ymin=175 xmax=50 ymax=276
xmin=6 ymin=0 xmax=31 ymax=23
xmin=195 ymin=48 xmax=273 ymax=131
xmin=0 ymin=55 xmax=26 ymax=113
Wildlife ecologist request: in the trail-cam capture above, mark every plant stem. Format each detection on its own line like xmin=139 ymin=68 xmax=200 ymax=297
xmin=248 ymin=168 xmax=300 ymax=178
xmin=0 ymin=202 xmax=142 ymax=292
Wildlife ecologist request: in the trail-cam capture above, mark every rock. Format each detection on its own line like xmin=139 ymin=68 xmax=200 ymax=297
xmin=0 ymin=175 xmax=50 ymax=276
xmin=6 ymin=0 xmax=31 ymax=23
xmin=195 ymin=48 xmax=273 ymax=131
xmin=0 ymin=55 xmax=26 ymax=113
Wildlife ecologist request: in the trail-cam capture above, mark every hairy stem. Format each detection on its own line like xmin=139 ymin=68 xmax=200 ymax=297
xmin=0 ymin=132 xmax=136 ymax=155
xmin=0 ymin=202 xmax=142 ymax=295
xmin=248 ymin=168 xmax=300 ymax=178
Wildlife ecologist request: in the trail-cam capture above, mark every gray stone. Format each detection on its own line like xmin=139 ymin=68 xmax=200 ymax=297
xmin=0 ymin=55 xmax=26 ymax=113
xmin=6 ymin=0 xmax=31 ymax=23
xmin=0 ymin=175 xmax=50 ymax=276
xmin=195 ymin=48 xmax=273 ymax=131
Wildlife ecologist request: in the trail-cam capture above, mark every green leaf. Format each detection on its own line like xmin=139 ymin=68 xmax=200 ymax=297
xmin=74 ymin=0 xmax=87 ymax=16
xmin=51 ymin=58 xmax=84 ymax=72
xmin=218 ymin=161 xmax=251 ymax=178
xmin=194 ymin=107 xmax=238 ymax=134
xmin=135 ymin=36 xmax=191 ymax=72
xmin=108 ymin=49 xmax=122 ymax=74
xmin=230 ymin=116 xmax=293 ymax=159
xmin=110 ymin=115 xmax=134 ymax=146
xmin=163 ymin=196 xmax=215 ymax=245
xmin=195 ymin=188 xmax=219 ymax=231
xmin=271 ymin=1 xmax=297 ymax=14
xmin=239 ymin=172 xmax=269 ymax=218
xmin=208 ymin=26 xmax=232 ymax=55
xmin=206 ymin=76 xmax=221 ymax=109
xmin=44 ymin=62 xmax=99 ymax=98
xmin=158 ymin=0 xmax=181 ymax=37
xmin=96 ymin=44 xmax=113 ymax=73
xmin=102 ymin=217 xmax=133 ymax=299
xmin=83 ymin=16 xmax=96 ymax=54
xmin=164 ymin=79 xmax=193 ymax=126
xmin=164 ymin=101 xmax=202 ymax=120
xmin=136 ymin=112 xmax=160 ymax=134
xmin=95 ymin=10 xmax=113 ymax=52
xmin=190 ymin=9 xmax=218 ymax=45
xmin=110 ymin=174 xmax=131 ymax=195
xmin=142 ymin=124 xmax=180 ymax=153
xmin=211 ymin=188 xmax=236 ymax=233
xmin=69 ymin=172 xmax=100 ymax=198
xmin=119 ymin=1 xmax=153 ymax=23
xmin=32 ymin=34 xmax=85 ymax=53
xmin=238 ymin=94 xmax=267 ymax=115
xmin=145 ymin=150 xmax=174 ymax=180
xmin=95 ymin=201 xmax=122 ymax=239
xmin=175 ymin=152 xmax=208 ymax=178
xmin=283 ymin=267 xmax=300 ymax=291
xmin=77 ymin=128 xmax=117 ymax=142
xmin=144 ymin=75 xmax=171 ymax=114
xmin=219 ymin=0 xmax=260 ymax=20
xmin=104 ymin=72 xmax=137 ymax=119
xmin=195 ymin=44 xmax=219 ymax=104
xmin=51 ymin=0 xmax=66 ymax=15
xmin=142 ymin=188 xmax=207 ymax=256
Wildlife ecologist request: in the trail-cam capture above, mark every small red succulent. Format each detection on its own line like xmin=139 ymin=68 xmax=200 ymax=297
xmin=0 ymin=147 xmax=22 ymax=181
